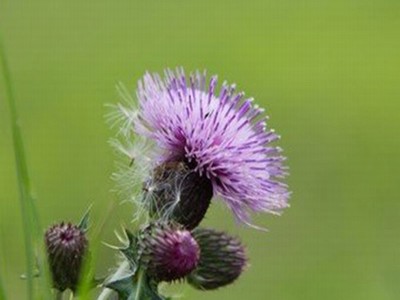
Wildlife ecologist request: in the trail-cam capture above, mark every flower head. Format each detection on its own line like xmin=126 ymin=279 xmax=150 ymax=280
xmin=45 ymin=222 xmax=88 ymax=292
xmin=139 ymin=222 xmax=200 ymax=282
xmin=188 ymin=227 xmax=247 ymax=290
xmin=113 ymin=68 xmax=289 ymax=225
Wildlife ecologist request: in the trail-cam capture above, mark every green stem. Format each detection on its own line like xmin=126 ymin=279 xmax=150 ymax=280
xmin=55 ymin=290 xmax=63 ymax=300
xmin=134 ymin=269 xmax=146 ymax=300
xmin=0 ymin=32 xmax=37 ymax=300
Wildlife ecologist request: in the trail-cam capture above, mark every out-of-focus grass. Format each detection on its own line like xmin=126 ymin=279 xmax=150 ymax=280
xmin=1 ymin=31 xmax=36 ymax=300
xmin=0 ymin=274 xmax=5 ymax=300
xmin=0 ymin=1 xmax=399 ymax=299
xmin=1 ymin=30 xmax=52 ymax=300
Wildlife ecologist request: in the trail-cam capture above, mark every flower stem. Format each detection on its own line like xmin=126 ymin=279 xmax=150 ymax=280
xmin=55 ymin=291 xmax=63 ymax=300
xmin=134 ymin=269 xmax=145 ymax=300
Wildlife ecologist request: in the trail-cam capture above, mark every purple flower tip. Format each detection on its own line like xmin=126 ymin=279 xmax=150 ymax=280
xmin=139 ymin=223 xmax=200 ymax=282
xmin=167 ymin=230 xmax=199 ymax=272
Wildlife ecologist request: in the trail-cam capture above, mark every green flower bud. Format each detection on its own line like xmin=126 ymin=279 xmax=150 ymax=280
xmin=188 ymin=228 xmax=247 ymax=290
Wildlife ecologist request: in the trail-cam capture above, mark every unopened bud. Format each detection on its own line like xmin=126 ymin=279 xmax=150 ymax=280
xmin=188 ymin=228 xmax=247 ymax=290
xmin=139 ymin=222 xmax=200 ymax=282
xmin=45 ymin=222 xmax=88 ymax=291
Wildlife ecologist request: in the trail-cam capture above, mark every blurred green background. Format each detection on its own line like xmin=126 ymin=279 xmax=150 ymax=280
xmin=1 ymin=1 xmax=399 ymax=299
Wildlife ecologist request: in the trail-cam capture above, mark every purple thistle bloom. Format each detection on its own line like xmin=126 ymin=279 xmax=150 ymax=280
xmin=139 ymin=222 xmax=200 ymax=282
xmin=119 ymin=68 xmax=289 ymax=225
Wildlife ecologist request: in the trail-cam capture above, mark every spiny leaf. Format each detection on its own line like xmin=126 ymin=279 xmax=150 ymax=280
xmin=78 ymin=205 xmax=92 ymax=232
xmin=120 ymin=229 xmax=140 ymax=270
xmin=106 ymin=269 xmax=168 ymax=300
xmin=106 ymin=274 xmax=136 ymax=299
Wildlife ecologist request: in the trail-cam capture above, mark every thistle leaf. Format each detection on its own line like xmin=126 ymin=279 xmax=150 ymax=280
xmin=106 ymin=269 xmax=168 ymax=300
xmin=119 ymin=229 xmax=140 ymax=272
xmin=78 ymin=205 xmax=92 ymax=232
xmin=105 ymin=274 xmax=135 ymax=299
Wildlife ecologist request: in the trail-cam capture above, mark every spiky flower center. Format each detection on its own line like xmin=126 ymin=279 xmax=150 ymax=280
xmin=167 ymin=230 xmax=199 ymax=271
xmin=46 ymin=223 xmax=86 ymax=249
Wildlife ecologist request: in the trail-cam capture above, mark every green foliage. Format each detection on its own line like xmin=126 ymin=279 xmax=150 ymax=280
xmin=119 ymin=229 xmax=140 ymax=269
xmin=106 ymin=269 xmax=169 ymax=300
xmin=75 ymin=208 xmax=98 ymax=300
xmin=105 ymin=228 xmax=174 ymax=300
xmin=78 ymin=205 xmax=92 ymax=232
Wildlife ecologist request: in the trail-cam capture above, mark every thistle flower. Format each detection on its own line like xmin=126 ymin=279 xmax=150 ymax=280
xmin=112 ymin=68 xmax=289 ymax=226
xmin=45 ymin=222 xmax=88 ymax=292
xmin=188 ymin=228 xmax=247 ymax=290
xmin=138 ymin=222 xmax=200 ymax=282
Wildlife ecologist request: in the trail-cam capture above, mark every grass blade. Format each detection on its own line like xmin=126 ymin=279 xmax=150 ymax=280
xmin=0 ymin=273 xmax=6 ymax=300
xmin=0 ymin=31 xmax=39 ymax=300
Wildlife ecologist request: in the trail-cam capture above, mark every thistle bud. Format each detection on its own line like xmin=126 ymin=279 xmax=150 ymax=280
xmin=139 ymin=222 xmax=200 ymax=282
xmin=145 ymin=161 xmax=213 ymax=230
xmin=45 ymin=222 xmax=88 ymax=292
xmin=188 ymin=228 xmax=247 ymax=290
